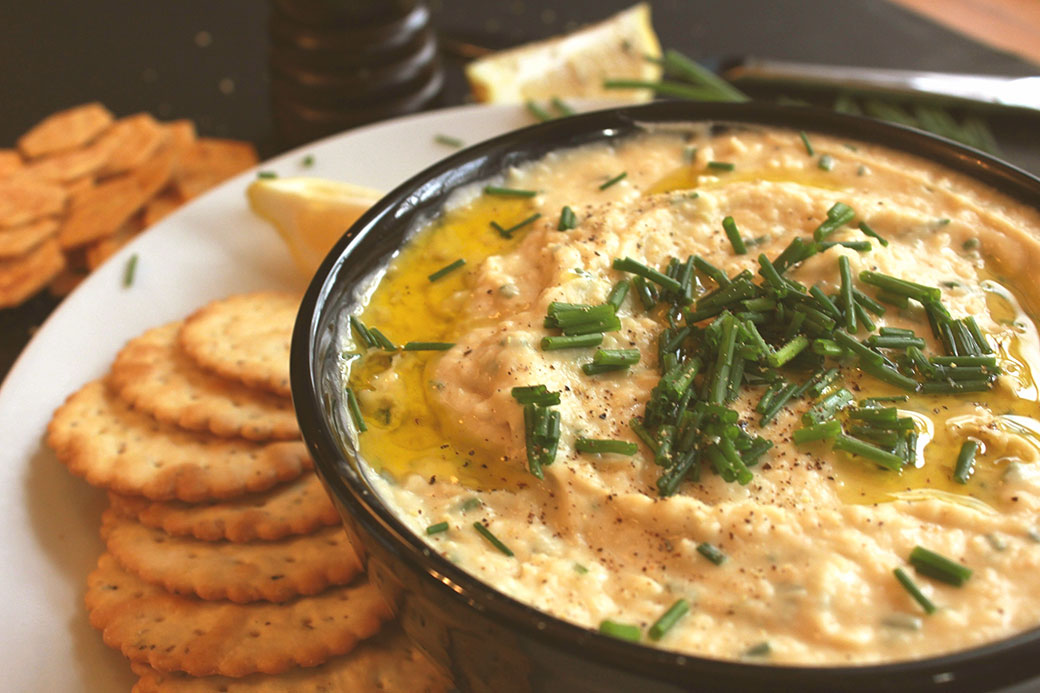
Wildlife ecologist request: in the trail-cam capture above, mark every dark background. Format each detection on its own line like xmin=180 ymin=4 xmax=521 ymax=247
xmin=2 ymin=0 xmax=1038 ymax=381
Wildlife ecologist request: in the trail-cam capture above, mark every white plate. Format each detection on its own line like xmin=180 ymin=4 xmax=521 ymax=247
xmin=0 ymin=102 xmax=570 ymax=691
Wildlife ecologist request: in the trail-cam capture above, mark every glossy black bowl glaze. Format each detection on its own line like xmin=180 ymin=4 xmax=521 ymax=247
xmin=292 ymin=101 xmax=1040 ymax=693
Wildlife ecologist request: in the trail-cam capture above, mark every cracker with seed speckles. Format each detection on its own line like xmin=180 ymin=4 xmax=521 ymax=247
xmin=17 ymin=102 xmax=114 ymax=158
xmin=180 ymin=292 xmax=299 ymax=397
xmin=46 ymin=380 xmax=311 ymax=502
xmin=108 ymin=320 xmax=300 ymax=441
xmin=129 ymin=628 xmax=452 ymax=693
xmin=86 ymin=553 xmax=391 ymax=677
xmin=108 ymin=472 xmax=339 ymax=542
xmin=102 ymin=510 xmax=361 ymax=603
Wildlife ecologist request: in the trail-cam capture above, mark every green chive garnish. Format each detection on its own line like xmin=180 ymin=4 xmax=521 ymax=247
xmin=558 ymin=205 xmax=578 ymax=230
xmin=550 ymin=96 xmax=574 ymax=116
xmin=707 ymin=161 xmax=734 ymax=171
xmin=834 ymin=434 xmax=903 ymax=471
xmin=606 ymin=279 xmax=630 ymax=310
xmin=122 ymin=253 xmax=138 ymax=288
xmin=858 ymin=220 xmax=889 ymax=246
xmin=722 ymin=216 xmax=747 ymax=254
xmin=818 ymin=154 xmax=835 ymax=171
xmin=813 ymin=201 xmax=856 ymax=241
xmin=575 ymin=438 xmax=639 ymax=455
xmin=599 ymin=620 xmax=641 ymax=641
xmin=648 ymin=599 xmax=689 ymax=640
xmin=511 ymin=385 xmax=561 ymax=406
xmin=525 ymin=100 xmax=553 ymax=122
xmin=697 ymin=542 xmax=726 ymax=565
xmin=541 ymin=333 xmax=603 ymax=351
xmin=838 ymin=256 xmax=857 ymax=332
xmin=799 ymin=131 xmax=814 ymax=156
xmin=859 ymin=271 xmax=941 ymax=303
xmin=368 ymin=327 xmax=397 ymax=351
xmin=428 ymin=258 xmax=465 ymax=281
xmin=257 ymin=170 xmax=277 ymax=179
xmin=349 ymin=316 xmax=376 ymax=348
xmin=492 ymin=212 xmax=542 ymax=238
xmin=426 ymin=521 xmax=449 ymax=535
xmin=301 ymin=154 xmax=315 ymax=167
xmin=910 ymin=546 xmax=972 ymax=586
xmin=745 ymin=642 xmax=772 ymax=657
xmin=793 ymin=419 xmax=841 ymax=444
xmin=345 ymin=387 xmax=367 ymax=432
xmin=894 ymin=567 xmax=937 ymax=614
xmin=612 ymin=257 xmax=683 ymax=294
xmin=473 ymin=522 xmax=514 ymax=556
xmin=402 ymin=342 xmax=455 ymax=351
xmin=484 ymin=185 xmax=537 ymax=198
xmin=599 ymin=172 xmax=628 ymax=190
xmin=434 ymin=134 xmax=464 ymax=148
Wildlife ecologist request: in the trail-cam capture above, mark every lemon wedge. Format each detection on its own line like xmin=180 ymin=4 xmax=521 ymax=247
xmin=465 ymin=3 xmax=662 ymax=104
xmin=247 ymin=177 xmax=383 ymax=275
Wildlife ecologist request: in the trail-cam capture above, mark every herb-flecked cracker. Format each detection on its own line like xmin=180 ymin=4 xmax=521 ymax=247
xmin=179 ymin=292 xmax=300 ymax=397
xmin=108 ymin=320 xmax=300 ymax=441
xmin=108 ymin=472 xmax=340 ymax=542
xmin=129 ymin=628 xmax=452 ymax=693
xmin=102 ymin=510 xmax=362 ymax=603
xmin=47 ymin=380 xmax=311 ymax=502
xmin=86 ymin=553 xmax=392 ymax=677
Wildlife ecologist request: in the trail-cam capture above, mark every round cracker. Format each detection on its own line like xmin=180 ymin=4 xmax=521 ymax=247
xmin=108 ymin=472 xmax=340 ymax=542
xmin=108 ymin=320 xmax=300 ymax=441
xmin=129 ymin=627 xmax=451 ymax=693
xmin=179 ymin=292 xmax=299 ymax=397
xmin=17 ymin=102 xmax=114 ymax=158
xmin=86 ymin=553 xmax=392 ymax=678
xmin=102 ymin=510 xmax=362 ymax=603
xmin=46 ymin=380 xmax=311 ymax=502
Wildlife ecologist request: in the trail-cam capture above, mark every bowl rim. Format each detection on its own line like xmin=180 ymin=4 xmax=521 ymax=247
xmin=292 ymin=100 xmax=1040 ymax=689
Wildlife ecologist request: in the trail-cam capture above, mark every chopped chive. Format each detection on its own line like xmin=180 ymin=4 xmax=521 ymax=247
xmin=953 ymin=439 xmax=978 ymax=484
xmin=459 ymin=497 xmax=482 ymax=512
xmin=301 ymin=154 xmax=315 ymax=167
xmin=963 ymin=316 xmax=993 ymax=355
xmin=525 ymin=100 xmax=553 ymax=122
xmin=122 ymin=253 xmax=138 ymax=287
xmin=834 ymin=434 xmax=904 ymax=471
xmin=649 ymin=599 xmax=690 ymax=640
xmin=473 ymin=522 xmax=514 ymax=556
xmin=918 ymin=380 xmax=991 ymax=395
xmin=813 ymin=201 xmax=856 ymax=241
xmin=910 ymin=546 xmax=973 ymax=586
xmin=812 ymin=338 xmax=844 ymax=358
xmin=541 ymin=333 xmax=603 ymax=351
xmin=402 ymin=341 xmax=455 ymax=351
xmin=511 ymin=385 xmax=561 ymax=406
xmin=434 ymin=134 xmax=464 ymax=148
xmin=839 ymin=256 xmax=857 ymax=332
xmin=607 ymin=279 xmax=630 ymax=310
xmin=693 ymin=255 xmax=730 ymax=286
xmin=793 ymin=419 xmax=841 ymax=444
xmin=860 ymin=359 xmax=919 ymax=391
xmin=426 ymin=521 xmax=449 ymax=535
xmin=345 ymin=387 xmax=367 ymax=432
xmin=858 ymin=220 xmax=889 ymax=247
xmin=557 ymin=205 xmax=578 ymax=230
xmin=484 ymin=185 xmax=537 ymax=198
xmin=599 ymin=619 xmax=641 ymax=641
xmin=369 ymin=327 xmax=397 ymax=351
xmin=767 ymin=335 xmax=809 ymax=368
xmin=799 ymin=130 xmax=814 ymax=156
xmin=707 ymin=161 xmax=735 ymax=171
xmin=591 ymin=348 xmax=640 ymax=366
xmin=576 ymin=438 xmax=639 ymax=455
xmin=654 ymin=49 xmax=750 ymax=101
xmin=428 ymin=258 xmax=465 ymax=281
xmin=867 ymin=335 xmax=926 ymax=350
xmin=599 ymin=171 xmax=628 ymax=190
xmin=550 ymin=96 xmax=574 ymax=116
xmin=859 ymin=271 xmax=941 ymax=303
xmin=697 ymin=542 xmax=727 ymax=565
xmin=833 ymin=330 xmax=883 ymax=365
xmin=930 ymin=355 xmax=998 ymax=367
xmin=349 ymin=315 xmax=376 ymax=348
xmin=745 ymin=642 xmax=772 ymax=657
xmin=612 ymin=257 xmax=683 ymax=294
xmin=257 ymin=170 xmax=277 ymax=179
xmin=894 ymin=567 xmax=937 ymax=614
xmin=818 ymin=154 xmax=835 ymax=171
xmin=492 ymin=212 xmax=542 ymax=238
xmin=803 ymin=388 xmax=854 ymax=424
xmin=721 ymin=216 xmax=747 ymax=254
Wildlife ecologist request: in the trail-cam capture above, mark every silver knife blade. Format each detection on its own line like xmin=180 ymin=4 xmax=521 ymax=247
xmin=724 ymin=58 xmax=1040 ymax=112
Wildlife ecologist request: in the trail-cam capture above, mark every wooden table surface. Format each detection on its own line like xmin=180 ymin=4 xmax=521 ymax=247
xmin=891 ymin=0 xmax=1040 ymax=65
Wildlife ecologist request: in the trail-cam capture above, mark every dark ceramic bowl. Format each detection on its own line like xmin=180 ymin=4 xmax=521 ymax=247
xmin=292 ymin=102 xmax=1040 ymax=693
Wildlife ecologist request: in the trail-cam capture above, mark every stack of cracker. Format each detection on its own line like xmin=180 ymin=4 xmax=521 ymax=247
xmin=46 ymin=291 xmax=451 ymax=692
xmin=1 ymin=102 xmax=258 ymax=307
